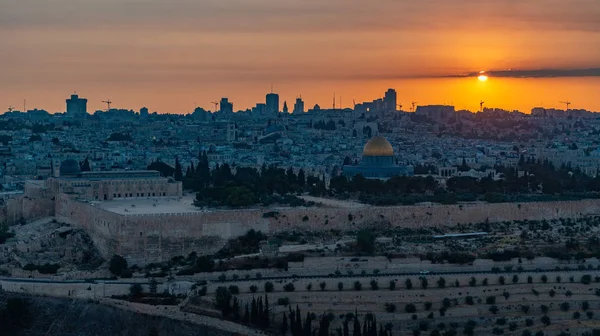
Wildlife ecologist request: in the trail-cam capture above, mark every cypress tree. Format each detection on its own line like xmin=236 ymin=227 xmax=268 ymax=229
xmin=250 ymin=297 xmax=257 ymax=325
xmin=343 ymin=319 xmax=349 ymax=336
xmin=289 ymin=306 xmax=296 ymax=335
xmin=297 ymin=169 xmax=306 ymax=188
xmin=257 ymin=297 xmax=264 ymax=327
xmin=318 ymin=314 xmax=330 ymax=336
xmin=303 ymin=312 xmax=312 ymax=336
xmin=296 ymin=305 xmax=302 ymax=335
xmin=281 ymin=312 xmax=288 ymax=335
xmin=174 ymin=157 xmax=183 ymax=181
xmin=243 ymin=303 xmax=249 ymax=324
xmin=81 ymin=157 xmax=91 ymax=171
xmin=353 ymin=315 xmax=362 ymax=336
xmin=232 ymin=297 xmax=240 ymax=321
xmin=264 ymin=295 xmax=270 ymax=327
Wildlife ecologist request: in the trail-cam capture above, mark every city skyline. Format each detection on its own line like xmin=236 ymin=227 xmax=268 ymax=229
xmin=2 ymin=0 xmax=600 ymax=113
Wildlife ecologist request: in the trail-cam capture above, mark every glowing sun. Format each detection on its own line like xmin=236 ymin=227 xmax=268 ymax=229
xmin=478 ymin=71 xmax=488 ymax=82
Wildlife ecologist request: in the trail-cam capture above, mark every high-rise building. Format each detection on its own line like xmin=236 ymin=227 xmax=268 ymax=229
xmin=293 ymin=97 xmax=305 ymax=114
xmin=219 ymin=98 xmax=233 ymax=115
xmin=66 ymin=94 xmax=87 ymax=118
xmin=140 ymin=107 xmax=149 ymax=118
xmin=266 ymin=93 xmax=279 ymax=115
xmin=384 ymin=89 xmax=397 ymax=111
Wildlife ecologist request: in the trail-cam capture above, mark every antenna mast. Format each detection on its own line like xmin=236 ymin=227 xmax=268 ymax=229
xmin=333 ymin=93 xmax=336 ymax=110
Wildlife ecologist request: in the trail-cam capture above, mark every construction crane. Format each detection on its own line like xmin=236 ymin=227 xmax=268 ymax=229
xmin=210 ymin=101 xmax=219 ymax=112
xmin=480 ymin=100 xmax=485 ymax=112
xmin=411 ymin=101 xmax=418 ymax=112
xmin=559 ymin=101 xmax=571 ymax=110
xmin=102 ymin=99 xmax=112 ymax=111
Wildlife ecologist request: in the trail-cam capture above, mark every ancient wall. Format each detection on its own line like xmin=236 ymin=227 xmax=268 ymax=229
xmin=55 ymin=194 xmax=122 ymax=260
xmin=117 ymin=199 xmax=599 ymax=235
xmin=267 ymin=199 xmax=600 ymax=232
xmin=1 ymin=194 xmax=54 ymax=225
xmin=55 ymin=196 xmax=600 ymax=265
xmin=56 ymin=196 xmax=270 ymax=265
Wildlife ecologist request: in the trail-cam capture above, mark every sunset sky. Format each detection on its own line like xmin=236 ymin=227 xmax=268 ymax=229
xmin=1 ymin=0 xmax=600 ymax=113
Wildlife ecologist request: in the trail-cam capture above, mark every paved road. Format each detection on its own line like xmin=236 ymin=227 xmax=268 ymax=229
xmin=1 ymin=265 xmax=594 ymax=285
xmin=0 ymin=277 xmax=144 ymax=285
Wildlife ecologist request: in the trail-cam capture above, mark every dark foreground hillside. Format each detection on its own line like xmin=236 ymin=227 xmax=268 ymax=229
xmin=0 ymin=293 xmax=236 ymax=336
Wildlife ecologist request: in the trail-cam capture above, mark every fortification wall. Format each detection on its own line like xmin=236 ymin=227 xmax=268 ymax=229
xmin=267 ymin=199 xmax=600 ymax=232
xmin=55 ymin=194 xmax=122 ymax=260
xmin=55 ymin=196 xmax=600 ymax=265
xmin=1 ymin=195 xmax=54 ymax=225
xmin=56 ymin=196 xmax=270 ymax=265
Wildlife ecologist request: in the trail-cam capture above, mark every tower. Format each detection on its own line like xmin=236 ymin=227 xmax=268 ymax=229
xmin=140 ymin=107 xmax=149 ymax=118
xmin=384 ymin=89 xmax=397 ymax=112
xmin=226 ymin=123 xmax=237 ymax=142
xmin=282 ymin=101 xmax=288 ymax=114
xmin=219 ymin=98 xmax=233 ymax=115
xmin=293 ymin=97 xmax=305 ymax=114
xmin=66 ymin=94 xmax=87 ymax=118
xmin=266 ymin=93 xmax=279 ymax=115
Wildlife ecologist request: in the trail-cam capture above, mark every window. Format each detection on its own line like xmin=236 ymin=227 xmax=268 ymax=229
xmin=140 ymin=232 xmax=142 ymax=236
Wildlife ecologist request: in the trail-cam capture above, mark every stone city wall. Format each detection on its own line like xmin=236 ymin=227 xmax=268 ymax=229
xmin=55 ymin=196 xmax=600 ymax=265
xmin=56 ymin=195 xmax=269 ymax=265
xmin=0 ymin=194 xmax=54 ymax=225
xmin=267 ymin=199 xmax=600 ymax=232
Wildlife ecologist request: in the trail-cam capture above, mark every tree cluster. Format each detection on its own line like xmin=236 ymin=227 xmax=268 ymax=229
xmin=215 ymin=289 xmax=270 ymax=329
xmin=147 ymin=159 xmax=175 ymax=178
xmin=189 ymin=153 xmax=323 ymax=208
xmin=331 ymin=156 xmax=600 ymax=205
xmin=282 ymin=306 xmax=392 ymax=336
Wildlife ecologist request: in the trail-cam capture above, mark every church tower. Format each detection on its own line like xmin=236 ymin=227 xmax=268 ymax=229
xmin=226 ymin=123 xmax=237 ymax=143
xmin=282 ymin=101 xmax=289 ymax=114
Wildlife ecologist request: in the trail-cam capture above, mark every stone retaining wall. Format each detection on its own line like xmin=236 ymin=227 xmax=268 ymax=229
xmin=43 ymin=195 xmax=600 ymax=264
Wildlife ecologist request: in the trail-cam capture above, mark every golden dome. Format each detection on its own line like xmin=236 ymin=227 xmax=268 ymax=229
xmin=363 ymin=136 xmax=394 ymax=157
